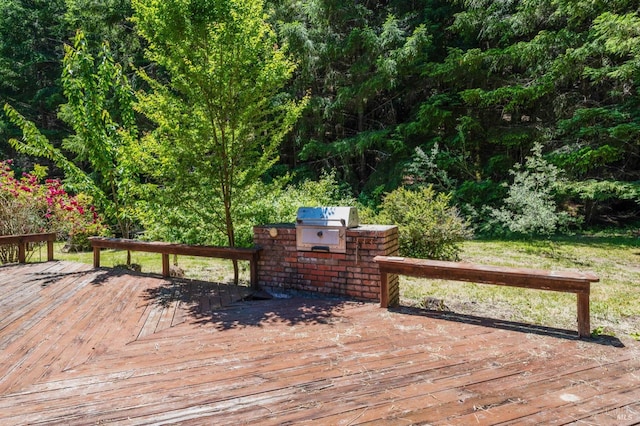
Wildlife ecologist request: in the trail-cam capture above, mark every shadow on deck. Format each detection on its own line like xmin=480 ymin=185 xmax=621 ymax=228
xmin=0 ymin=261 xmax=638 ymax=425
xmin=389 ymin=305 xmax=626 ymax=347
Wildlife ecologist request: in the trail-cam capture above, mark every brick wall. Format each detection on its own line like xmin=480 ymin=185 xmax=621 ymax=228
xmin=254 ymin=224 xmax=399 ymax=304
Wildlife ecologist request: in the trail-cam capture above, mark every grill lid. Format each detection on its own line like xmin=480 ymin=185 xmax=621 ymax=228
xmin=296 ymin=206 xmax=359 ymax=228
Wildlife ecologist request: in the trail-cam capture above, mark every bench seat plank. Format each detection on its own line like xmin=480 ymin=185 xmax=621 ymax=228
xmin=89 ymin=237 xmax=260 ymax=261
xmin=374 ymin=256 xmax=598 ymax=293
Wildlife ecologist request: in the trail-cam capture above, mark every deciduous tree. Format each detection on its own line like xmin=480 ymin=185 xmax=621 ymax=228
xmin=132 ymin=0 xmax=306 ymax=256
xmin=4 ymin=31 xmax=142 ymax=258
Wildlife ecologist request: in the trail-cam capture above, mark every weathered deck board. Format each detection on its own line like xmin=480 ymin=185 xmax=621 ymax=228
xmin=0 ymin=261 xmax=638 ymax=425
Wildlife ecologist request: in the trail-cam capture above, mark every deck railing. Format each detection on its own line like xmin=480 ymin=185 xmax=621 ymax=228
xmin=89 ymin=237 xmax=262 ymax=287
xmin=0 ymin=232 xmax=56 ymax=263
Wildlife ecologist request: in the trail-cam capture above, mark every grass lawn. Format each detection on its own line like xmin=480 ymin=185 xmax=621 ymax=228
xmin=47 ymin=232 xmax=639 ymax=341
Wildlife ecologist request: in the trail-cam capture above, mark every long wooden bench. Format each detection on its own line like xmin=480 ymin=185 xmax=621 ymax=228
xmin=0 ymin=232 xmax=56 ymax=263
xmin=89 ymin=237 xmax=262 ymax=287
xmin=374 ymin=255 xmax=599 ymax=338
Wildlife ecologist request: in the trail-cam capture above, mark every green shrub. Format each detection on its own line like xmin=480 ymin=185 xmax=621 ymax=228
xmin=233 ymin=170 xmax=355 ymax=247
xmin=261 ymin=170 xmax=354 ymax=223
xmin=558 ymin=179 xmax=640 ymax=226
xmin=141 ymin=170 xmax=356 ymax=248
xmin=0 ymin=160 xmax=108 ymax=262
xmin=489 ymin=143 xmax=572 ymax=237
xmin=453 ymin=179 xmax=506 ymax=230
xmin=376 ymin=186 xmax=472 ymax=260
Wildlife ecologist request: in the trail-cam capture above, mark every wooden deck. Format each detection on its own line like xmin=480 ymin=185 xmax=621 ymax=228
xmin=1 ymin=261 xmax=639 ymax=425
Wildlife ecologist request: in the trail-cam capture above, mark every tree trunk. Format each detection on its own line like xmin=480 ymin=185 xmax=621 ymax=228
xmin=223 ymin=195 xmax=239 ymax=285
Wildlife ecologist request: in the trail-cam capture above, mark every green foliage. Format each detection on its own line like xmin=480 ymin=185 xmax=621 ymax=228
xmin=0 ymin=159 xmax=108 ymax=262
xmin=0 ymin=0 xmax=67 ymax=127
xmin=453 ymin=179 xmax=506 ymax=227
xmin=431 ymin=1 xmax=640 ymax=194
xmin=555 ymin=107 xmax=638 ymax=177
xmin=3 ymin=104 xmax=98 ymax=195
xmin=133 ymin=0 xmax=307 ymax=249
xmin=236 ymin=170 xmax=355 ymax=247
xmin=278 ymin=0 xmax=436 ymax=191
xmin=0 ymin=0 xmax=145 ymax=160
xmin=589 ymin=12 xmax=640 ymax=82
xmin=63 ymin=0 xmax=141 ymax=65
xmin=0 ymin=0 xmax=68 ymax=158
xmin=2 ymin=0 xmax=640 ymax=234
xmin=404 ymin=142 xmax=457 ymax=192
xmin=140 ymin=170 xmax=354 ymax=248
xmin=60 ymin=31 xmax=142 ymax=238
xmin=561 ymin=179 xmax=640 ymax=202
xmin=4 ymin=30 xmax=142 ymax=239
xmin=558 ymin=179 xmax=640 ymax=226
xmin=376 ymin=186 xmax=472 ymax=260
xmin=489 ymin=143 xmax=571 ymax=237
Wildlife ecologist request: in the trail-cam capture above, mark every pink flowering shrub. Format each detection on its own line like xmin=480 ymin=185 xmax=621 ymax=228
xmin=0 ymin=160 xmax=108 ymax=262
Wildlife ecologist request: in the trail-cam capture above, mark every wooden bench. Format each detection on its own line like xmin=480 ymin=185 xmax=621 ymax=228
xmin=89 ymin=237 xmax=262 ymax=287
xmin=0 ymin=232 xmax=56 ymax=263
xmin=373 ymin=255 xmax=599 ymax=338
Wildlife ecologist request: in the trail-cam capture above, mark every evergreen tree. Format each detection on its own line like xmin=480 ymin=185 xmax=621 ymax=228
xmin=490 ymin=142 xmax=569 ymax=237
xmin=0 ymin=0 xmax=68 ymax=157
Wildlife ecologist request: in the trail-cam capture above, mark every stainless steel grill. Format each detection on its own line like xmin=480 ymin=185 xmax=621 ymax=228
xmin=295 ymin=207 xmax=359 ymax=253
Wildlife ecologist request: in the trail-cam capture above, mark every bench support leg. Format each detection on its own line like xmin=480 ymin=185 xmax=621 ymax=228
xmin=577 ymin=292 xmax=590 ymax=338
xmin=250 ymin=256 xmax=258 ymax=289
xmin=18 ymin=242 xmax=26 ymax=263
xmin=162 ymin=254 xmax=170 ymax=277
xmin=380 ymin=271 xmax=389 ymax=308
xmin=47 ymin=239 xmax=54 ymax=261
xmin=93 ymin=247 xmax=101 ymax=268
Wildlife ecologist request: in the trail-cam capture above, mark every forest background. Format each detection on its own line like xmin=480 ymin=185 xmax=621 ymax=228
xmin=1 ymin=0 xmax=640 ymax=250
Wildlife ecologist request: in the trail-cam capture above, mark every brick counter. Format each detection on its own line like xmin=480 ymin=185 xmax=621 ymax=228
xmin=253 ymin=224 xmax=399 ymax=304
